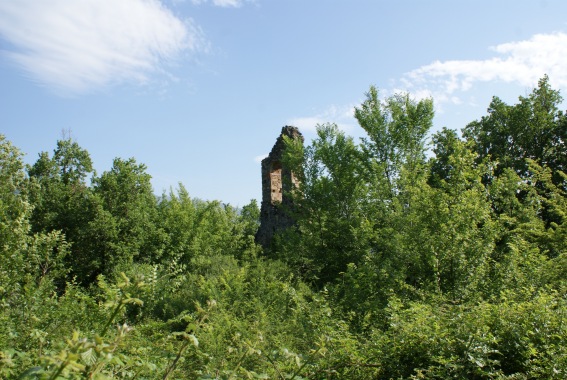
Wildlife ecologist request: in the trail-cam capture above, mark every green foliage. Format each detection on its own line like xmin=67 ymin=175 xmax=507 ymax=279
xmin=26 ymin=138 xmax=102 ymax=285
xmin=278 ymin=123 xmax=371 ymax=285
xmin=157 ymin=185 xmax=260 ymax=265
xmin=463 ymin=75 xmax=566 ymax=180
xmin=1 ymin=78 xmax=566 ymax=379
xmin=355 ymin=85 xmax=433 ymax=196
xmin=0 ymin=134 xmax=32 ymax=291
xmin=365 ymin=293 xmax=567 ymax=379
xmin=13 ymin=274 xmax=150 ymax=379
xmin=93 ymin=157 xmax=166 ymax=268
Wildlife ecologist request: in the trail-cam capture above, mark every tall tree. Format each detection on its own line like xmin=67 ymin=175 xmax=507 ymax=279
xmin=27 ymin=138 xmax=95 ymax=235
xmin=0 ymin=135 xmax=32 ymax=291
xmin=355 ymin=86 xmax=434 ymax=197
xmin=463 ymin=75 xmax=566 ymax=180
xmin=26 ymin=138 xmax=99 ymax=284
xmin=278 ymin=123 xmax=370 ymax=285
xmin=153 ymin=185 xmax=261 ymax=276
xmin=93 ymin=157 xmax=166 ymax=269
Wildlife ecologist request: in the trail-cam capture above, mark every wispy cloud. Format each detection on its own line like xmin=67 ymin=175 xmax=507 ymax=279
xmin=253 ymin=154 xmax=268 ymax=163
xmin=284 ymin=32 xmax=567 ymax=140
xmin=399 ymin=32 xmax=567 ymax=106
xmin=287 ymin=105 xmax=356 ymax=135
xmin=0 ymin=0 xmax=207 ymax=95
xmin=190 ymin=0 xmax=254 ymax=7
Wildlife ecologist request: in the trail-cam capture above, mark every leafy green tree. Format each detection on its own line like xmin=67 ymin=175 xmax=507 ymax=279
xmin=463 ymin=75 xmax=566 ymax=180
xmin=157 ymin=185 xmax=259 ymax=266
xmin=405 ymin=134 xmax=496 ymax=300
xmin=355 ymin=86 xmax=434 ymax=197
xmin=93 ymin=157 xmax=166 ymax=271
xmin=53 ymin=138 xmax=93 ymax=185
xmin=27 ymin=138 xmax=94 ymax=233
xmin=26 ymin=138 xmax=102 ymax=285
xmin=0 ymin=135 xmax=32 ymax=293
xmin=531 ymin=162 xmax=567 ymax=260
xmin=335 ymin=136 xmax=496 ymax=326
xmin=238 ymin=199 xmax=260 ymax=241
xmin=0 ymin=136 xmax=77 ymax=374
xmin=233 ymin=199 xmax=262 ymax=260
xmin=429 ymin=127 xmax=466 ymax=187
xmin=0 ymin=137 xmax=70 ymax=291
xmin=326 ymin=89 xmax=436 ymax=317
xmin=461 ymin=77 xmax=567 ymax=294
xmin=278 ymin=123 xmax=371 ymax=285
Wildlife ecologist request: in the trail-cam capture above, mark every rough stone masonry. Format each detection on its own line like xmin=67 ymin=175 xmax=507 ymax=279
xmin=255 ymin=126 xmax=304 ymax=249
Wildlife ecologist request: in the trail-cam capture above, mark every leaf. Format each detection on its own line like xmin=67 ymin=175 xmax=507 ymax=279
xmin=123 ymin=297 xmax=144 ymax=306
xmin=188 ymin=334 xmax=199 ymax=348
xmin=18 ymin=367 xmax=43 ymax=379
xmin=81 ymin=348 xmax=97 ymax=365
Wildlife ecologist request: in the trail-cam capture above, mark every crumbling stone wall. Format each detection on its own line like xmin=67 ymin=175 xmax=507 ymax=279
xmin=256 ymin=126 xmax=303 ymax=249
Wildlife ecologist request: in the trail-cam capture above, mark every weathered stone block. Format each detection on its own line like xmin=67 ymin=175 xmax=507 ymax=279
xmin=256 ymin=126 xmax=303 ymax=249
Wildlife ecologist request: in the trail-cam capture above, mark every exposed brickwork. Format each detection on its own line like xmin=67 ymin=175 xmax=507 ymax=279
xmin=256 ymin=126 xmax=303 ymax=249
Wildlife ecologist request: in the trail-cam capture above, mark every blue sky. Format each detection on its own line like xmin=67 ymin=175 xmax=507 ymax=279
xmin=1 ymin=0 xmax=567 ymax=206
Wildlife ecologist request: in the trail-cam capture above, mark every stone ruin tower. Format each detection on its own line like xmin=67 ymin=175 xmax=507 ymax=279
xmin=256 ymin=126 xmax=303 ymax=249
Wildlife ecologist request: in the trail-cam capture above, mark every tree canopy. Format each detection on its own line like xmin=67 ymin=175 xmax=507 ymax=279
xmin=1 ymin=78 xmax=566 ymax=379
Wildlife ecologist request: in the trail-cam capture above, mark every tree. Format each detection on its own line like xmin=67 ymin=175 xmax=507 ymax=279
xmin=157 ymin=185 xmax=260 ymax=266
xmin=462 ymin=77 xmax=566 ymax=292
xmin=355 ymin=86 xmax=434 ymax=197
xmin=239 ymin=199 xmax=260 ymax=240
xmin=429 ymin=127 xmax=464 ymax=187
xmin=233 ymin=199 xmax=262 ymax=260
xmin=463 ymin=75 xmax=566 ymax=180
xmin=278 ymin=123 xmax=370 ymax=285
xmin=410 ymin=133 xmax=495 ymax=300
xmin=93 ymin=157 xmax=166 ymax=271
xmin=0 ymin=135 xmax=32 ymax=292
xmin=26 ymin=138 xmax=99 ymax=285
xmin=53 ymin=138 xmax=93 ymax=185
xmin=27 ymin=138 xmax=95 ymax=235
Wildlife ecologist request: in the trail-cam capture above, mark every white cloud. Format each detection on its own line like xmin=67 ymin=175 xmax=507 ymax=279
xmin=400 ymin=32 xmax=567 ymax=106
xmin=286 ymin=32 xmax=567 ymax=139
xmin=287 ymin=116 xmax=327 ymax=134
xmin=190 ymin=0 xmax=253 ymax=7
xmin=0 ymin=0 xmax=206 ymax=95
xmin=213 ymin=0 xmax=244 ymax=6
xmin=254 ymin=154 xmax=268 ymax=163
xmin=287 ymin=105 xmax=356 ymax=135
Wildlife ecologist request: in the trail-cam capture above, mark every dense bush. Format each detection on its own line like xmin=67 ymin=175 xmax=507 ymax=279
xmin=1 ymin=77 xmax=566 ymax=378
